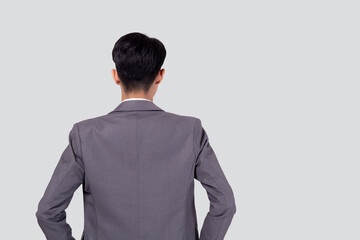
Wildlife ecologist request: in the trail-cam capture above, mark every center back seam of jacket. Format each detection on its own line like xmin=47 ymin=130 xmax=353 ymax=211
xmin=136 ymin=112 xmax=140 ymax=240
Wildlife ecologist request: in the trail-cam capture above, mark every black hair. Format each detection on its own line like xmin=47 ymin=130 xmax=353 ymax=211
xmin=112 ymin=32 xmax=166 ymax=93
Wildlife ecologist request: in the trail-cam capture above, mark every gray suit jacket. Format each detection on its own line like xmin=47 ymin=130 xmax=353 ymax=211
xmin=36 ymin=100 xmax=236 ymax=240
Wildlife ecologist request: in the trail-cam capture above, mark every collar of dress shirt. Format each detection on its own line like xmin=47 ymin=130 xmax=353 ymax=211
xmin=121 ymin=97 xmax=152 ymax=103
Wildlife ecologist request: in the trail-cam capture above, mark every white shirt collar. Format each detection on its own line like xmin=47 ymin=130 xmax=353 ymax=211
xmin=121 ymin=97 xmax=152 ymax=103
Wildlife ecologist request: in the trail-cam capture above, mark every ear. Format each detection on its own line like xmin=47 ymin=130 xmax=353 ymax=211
xmin=156 ymin=68 xmax=165 ymax=84
xmin=111 ymin=69 xmax=121 ymax=86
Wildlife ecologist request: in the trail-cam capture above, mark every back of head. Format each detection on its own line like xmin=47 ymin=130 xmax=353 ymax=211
xmin=112 ymin=32 xmax=167 ymax=94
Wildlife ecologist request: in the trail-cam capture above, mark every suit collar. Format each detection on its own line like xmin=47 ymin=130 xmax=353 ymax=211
xmin=108 ymin=100 xmax=164 ymax=114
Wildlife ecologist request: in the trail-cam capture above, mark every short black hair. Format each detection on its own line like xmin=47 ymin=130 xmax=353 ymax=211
xmin=112 ymin=32 xmax=166 ymax=93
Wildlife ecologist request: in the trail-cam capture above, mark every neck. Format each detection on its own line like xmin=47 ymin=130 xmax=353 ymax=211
xmin=121 ymin=91 xmax=153 ymax=102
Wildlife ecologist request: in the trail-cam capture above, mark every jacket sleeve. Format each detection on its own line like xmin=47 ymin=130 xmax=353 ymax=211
xmin=36 ymin=123 xmax=84 ymax=240
xmin=193 ymin=118 xmax=236 ymax=240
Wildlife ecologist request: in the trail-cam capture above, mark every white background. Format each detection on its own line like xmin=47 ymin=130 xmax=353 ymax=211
xmin=1 ymin=1 xmax=359 ymax=239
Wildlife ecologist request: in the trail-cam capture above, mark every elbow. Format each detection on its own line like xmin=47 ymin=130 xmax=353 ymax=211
xmin=229 ymin=198 xmax=236 ymax=216
xmin=36 ymin=209 xmax=46 ymax=226
xmin=36 ymin=198 xmax=47 ymax=222
xmin=36 ymin=202 xmax=63 ymax=224
xmin=36 ymin=206 xmax=49 ymax=224
xmin=224 ymin=189 xmax=237 ymax=217
xmin=225 ymin=196 xmax=237 ymax=217
xmin=210 ymin=195 xmax=237 ymax=218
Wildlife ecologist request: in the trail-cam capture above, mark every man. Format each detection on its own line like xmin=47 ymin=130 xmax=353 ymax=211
xmin=36 ymin=32 xmax=236 ymax=240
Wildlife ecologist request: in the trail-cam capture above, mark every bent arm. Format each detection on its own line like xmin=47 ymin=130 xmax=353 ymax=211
xmin=193 ymin=119 xmax=236 ymax=240
xmin=35 ymin=123 xmax=84 ymax=240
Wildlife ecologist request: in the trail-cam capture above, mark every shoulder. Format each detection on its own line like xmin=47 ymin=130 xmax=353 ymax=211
xmin=161 ymin=110 xmax=201 ymax=127
xmin=72 ymin=113 xmax=111 ymax=132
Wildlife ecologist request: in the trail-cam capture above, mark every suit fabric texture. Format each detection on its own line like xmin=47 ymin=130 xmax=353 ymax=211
xmin=36 ymin=100 xmax=236 ymax=240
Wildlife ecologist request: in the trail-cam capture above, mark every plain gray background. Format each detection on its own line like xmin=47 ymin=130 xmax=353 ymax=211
xmin=1 ymin=1 xmax=359 ymax=239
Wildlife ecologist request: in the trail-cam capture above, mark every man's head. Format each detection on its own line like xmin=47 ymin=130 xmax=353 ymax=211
xmin=111 ymin=32 xmax=166 ymax=98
